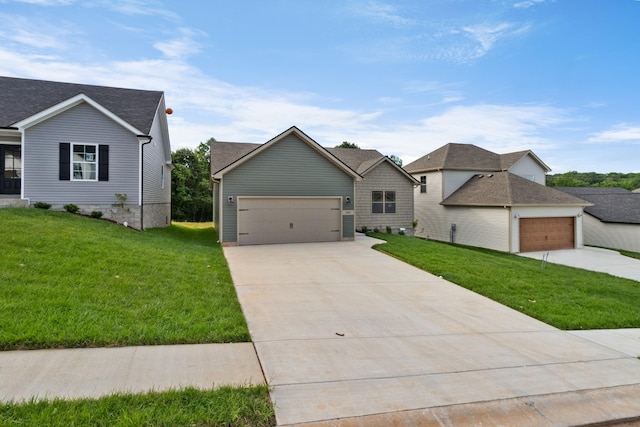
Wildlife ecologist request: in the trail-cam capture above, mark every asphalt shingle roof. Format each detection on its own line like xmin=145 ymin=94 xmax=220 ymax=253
xmin=0 ymin=76 xmax=163 ymax=134
xmin=441 ymin=172 xmax=590 ymax=207
xmin=210 ymin=141 xmax=388 ymax=176
xmin=404 ymin=143 xmax=549 ymax=174
xmin=555 ymin=187 xmax=640 ymax=224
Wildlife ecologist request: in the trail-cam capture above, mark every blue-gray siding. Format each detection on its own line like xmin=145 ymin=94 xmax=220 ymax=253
xmin=221 ymin=134 xmax=355 ymax=243
xmin=24 ymin=102 xmax=139 ymax=204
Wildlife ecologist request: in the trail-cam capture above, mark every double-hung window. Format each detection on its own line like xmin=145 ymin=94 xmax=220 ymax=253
xmin=372 ymin=190 xmax=396 ymax=214
xmin=72 ymin=144 xmax=97 ymax=181
xmin=420 ymin=176 xmax=427 ymax=193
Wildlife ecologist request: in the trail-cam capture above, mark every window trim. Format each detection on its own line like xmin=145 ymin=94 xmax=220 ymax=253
xmin=71 ymin=143 xmax=98 ymax=182
xmin=420 ymin=175 xmax=427 ymax=193
xmin=372 ymin=190 xmax=396 ymax=214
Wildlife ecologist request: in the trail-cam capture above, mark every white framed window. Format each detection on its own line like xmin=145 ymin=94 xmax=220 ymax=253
xmin=372 ymin=190 xmax=396 ymax=214
xmin=160 ymin=165 xmax=165 ymax=189
xmin=420 ymin=176 xmax=427 ymax=193
xmin=72 ymin=144 xmax=97 ymax=181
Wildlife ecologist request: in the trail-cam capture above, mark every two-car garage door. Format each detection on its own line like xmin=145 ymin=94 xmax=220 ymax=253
xmin=237 ymin=197 xmax=341 ymax=246
xmin=519 ymin=217 xmax=575 ymax=252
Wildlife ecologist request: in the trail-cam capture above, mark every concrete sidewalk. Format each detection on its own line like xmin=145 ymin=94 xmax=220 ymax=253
xmin=0 ymin=343 xmax=264 ymax=403
xmin=225 ymin=236 xmax=640 ymax=426
xmin=519 ymin=247 xmax=640 ymax=282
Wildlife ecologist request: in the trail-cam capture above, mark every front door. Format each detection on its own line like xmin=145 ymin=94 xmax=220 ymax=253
xmin=0 ymin=145 xmax=21 ymax=195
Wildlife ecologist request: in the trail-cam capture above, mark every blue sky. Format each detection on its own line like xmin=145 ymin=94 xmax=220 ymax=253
xmin=0 ymin=0 xmax=638 ymax=173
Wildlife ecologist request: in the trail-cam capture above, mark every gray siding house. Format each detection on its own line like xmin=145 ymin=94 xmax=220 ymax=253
xmin=210 ymin=127 xmax=418 ymax=246
xmin=211 ymin=127 xmax=359 ymax=246
xmin=0 ymin=76 xmax=172 ymax=229
xmin=405 ymin=143 xmax=590 ymax=253
xmin=556 ymin=187 xmax=640 ymax=253
xmin=326 ymin=148 xmax=418 ymax=235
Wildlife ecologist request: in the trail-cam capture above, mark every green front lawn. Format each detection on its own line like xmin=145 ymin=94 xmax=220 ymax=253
xmin=0 ymin=386 xmax=274 ymax=427
xmin=372 ymin=233 xmax=640 ymax=330
xmin=0 ymin=209 xmax=249 ymax=350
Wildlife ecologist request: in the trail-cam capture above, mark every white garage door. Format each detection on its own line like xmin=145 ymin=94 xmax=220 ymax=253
xmin=237 ymin=197 xmax=341 ymax=245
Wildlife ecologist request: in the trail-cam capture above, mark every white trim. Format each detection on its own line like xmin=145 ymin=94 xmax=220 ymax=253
xmin=70 ymin=143 xmax=99 ymax=182
xmin=12 ymin=93 xmax=143 ymax=135
xmin=213 ymin=126 xmax=362 ymax=181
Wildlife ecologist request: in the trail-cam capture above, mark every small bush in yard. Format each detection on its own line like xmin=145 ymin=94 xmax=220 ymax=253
xmin=361 ymin=226 xmax=368 ymax=233
xmin=386 ymin=225 xmax=392 ymax=234
xmin=33 ymin=202 xmax=51 ymax=210
xmin=90 ymin=211 xmax=103 ymax=218
xmin=63 ymin=204 xmax=79 ymax=214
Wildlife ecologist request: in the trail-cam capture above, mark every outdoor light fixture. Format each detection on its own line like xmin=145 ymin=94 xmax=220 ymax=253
xmin=345 ymin=196 xmax=351 ymax=204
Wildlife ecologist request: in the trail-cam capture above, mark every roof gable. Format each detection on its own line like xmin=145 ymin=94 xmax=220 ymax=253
xmin=0 ymin=76 xmax=163 ymax=134
xmin=405 ymin=143 xmax=551 ymax=174
xmin=442 ymin=172 xmax=590 ymax=207
xmin=211 ymin=126 xmax=361 ymax=180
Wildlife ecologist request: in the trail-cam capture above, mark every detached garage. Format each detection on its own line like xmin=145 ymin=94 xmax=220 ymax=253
xmin=211 ymin=126 xmax=360 ymax=246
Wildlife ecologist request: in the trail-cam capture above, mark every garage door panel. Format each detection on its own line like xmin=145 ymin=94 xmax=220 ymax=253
xmin=238 ymin=198 xmax=341 ymax=245
xmin=520 ymin=217 xmax=574 ymax=252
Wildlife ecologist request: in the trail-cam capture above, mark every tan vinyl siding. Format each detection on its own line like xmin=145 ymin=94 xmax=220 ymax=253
xmin=508 ymin=155 xmax=546 ymax=184
xmin=23 ymin=102 xmax=139 ymax=204
xmin=356 ymin=161 xmax=414 ymax=234
xmin=583 ymin=214 xmax=640 ymax=252
xmin=443 ymin=171 xmax=477 ymax=199
xmin=414 ymin=171 xmax=510 ymax=251
xmin=221 ymin=134 xmax=354 ymax=243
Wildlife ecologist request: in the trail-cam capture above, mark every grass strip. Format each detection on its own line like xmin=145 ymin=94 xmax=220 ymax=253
xmin=0 ymin=209 xmax=249 ymax=350
xmin=371 ymin=233 xmax=640 ymax=330
xmin=0 ymin=386 xmax=274 ymax=427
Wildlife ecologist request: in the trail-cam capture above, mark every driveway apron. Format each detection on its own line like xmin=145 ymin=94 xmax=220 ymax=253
xmin=224 ymin=236 xmax=640 ymax=426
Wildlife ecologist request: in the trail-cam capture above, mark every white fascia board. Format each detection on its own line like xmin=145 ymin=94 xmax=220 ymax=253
xmin=12 ymin=93 xmax=143 ymax=135
xmin=213 ymin=126 xmax=362 ymax=181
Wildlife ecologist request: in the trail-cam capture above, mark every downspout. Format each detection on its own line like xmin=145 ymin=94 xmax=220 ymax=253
xmin=139 ymin=135 xmax=153 ymax=230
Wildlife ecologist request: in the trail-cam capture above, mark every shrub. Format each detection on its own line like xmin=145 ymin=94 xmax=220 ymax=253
xmin=386 ymin=226 xmax=392 ymax=234
xmin=90 ymin=211 xmax=103 ymax=218
xmin=33 ymin=202 xmax=51 ymax=210
xmin=373 ymin=227 xmax=380 ymax=233
xmin=63 ymin=204 xmax=79 ymax=214
xmin=399 ymin=229 xmax=405 ymax=235
xmin=361 ymin=226 xmax=368 ymax=233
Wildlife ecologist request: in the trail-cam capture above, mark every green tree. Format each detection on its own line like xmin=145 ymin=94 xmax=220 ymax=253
xmin=388 ymin=154 xmax=403 ymax=167
xmin=171 ymin=140 xmax=213 ymax=222
xmin=335 ymin=141 xmax=359 ymax=149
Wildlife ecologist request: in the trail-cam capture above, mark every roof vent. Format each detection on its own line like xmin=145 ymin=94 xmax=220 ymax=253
xmin=477 ymin=174 xmax=484 ymax=178
xmin=487 ymin=173 xmax=493 ymax=178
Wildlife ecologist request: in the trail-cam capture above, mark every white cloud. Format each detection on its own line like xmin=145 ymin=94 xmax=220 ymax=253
xmin=462 ymin=22 xmax=531 ymax=58
xmin=588 ymin=124 xmax=640 ymax=144
xmin=350 ymin=1 xmax=415 ymax=27
xmin=153 ymin=28 xmax=206 ymax=59
xmin=514 ymin=0 xmax=547 ymax=9
xmin=7 ymin=0 xmax=76 ymax=5
xmin=0 ymin=14 xmax=77 ymax=49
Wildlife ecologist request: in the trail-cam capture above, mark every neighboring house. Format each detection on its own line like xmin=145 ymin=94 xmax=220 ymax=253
xmin=326 ymin=147 xmax=418 ymax=235
xmin=405 ymin=143 xmax=590 ymax=253
xmin=0 ymin=76 xmax=172 ymax=229
xmin=209 ymin=126 xmax=417 ymax=246
xmin=556 ymin=187 xmax=640 ymax=253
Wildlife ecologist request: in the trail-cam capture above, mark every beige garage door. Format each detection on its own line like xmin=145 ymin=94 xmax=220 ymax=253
xmin=237 ymin=197 xmax=341 ymax=246
xmin=519 ymin=217 xmax=575 ymax=252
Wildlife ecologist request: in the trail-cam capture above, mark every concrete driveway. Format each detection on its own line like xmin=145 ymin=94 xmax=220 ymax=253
xmin=518 ymin=247 xmax=640 ymax=282
xmin=224 ymin=236 xmax=640 ymax=426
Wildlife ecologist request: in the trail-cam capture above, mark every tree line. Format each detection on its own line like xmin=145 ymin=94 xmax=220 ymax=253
xmin=171 ymin=140 xmax=213 ymax=222
xmin=546 ymin=171 xmax=640 ymax=191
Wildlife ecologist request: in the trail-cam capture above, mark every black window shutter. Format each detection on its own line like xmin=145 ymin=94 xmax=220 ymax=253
xmin=59 ymin=143 xmax=70 ymax=181
xmin=98 ymin=145 xmax=109 ymax=181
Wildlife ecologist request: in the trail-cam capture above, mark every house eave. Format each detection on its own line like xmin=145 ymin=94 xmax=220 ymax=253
xmin=0 ymin=127 xmax=20 ymax=138
xmin=213 ymin=126 xmax=363 ymax=181
xmin=361 ymin=157 xmax=420 ymax=184
xmin=12 ymin=93 xmax=143 ymax=135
